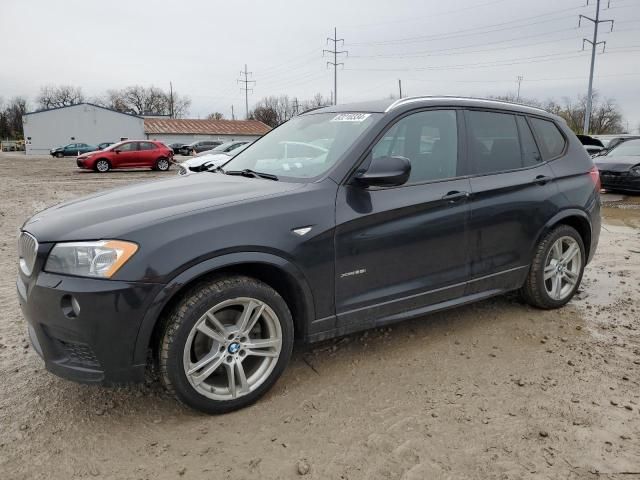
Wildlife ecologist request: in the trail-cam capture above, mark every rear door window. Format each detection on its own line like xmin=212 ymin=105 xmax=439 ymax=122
xmin=529 ymin=117 xmax=566 ymax=159
xmin=138 ymin=142 xmax=157 ymax=150
xmin=466 ymin=110 xmax=527 ymax=174
xmin=516 ymin=116 xmax=543 ymax=166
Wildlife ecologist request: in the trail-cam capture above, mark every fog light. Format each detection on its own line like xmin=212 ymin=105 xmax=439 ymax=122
xmin=61 ymin=295 xmax=81 ymax=318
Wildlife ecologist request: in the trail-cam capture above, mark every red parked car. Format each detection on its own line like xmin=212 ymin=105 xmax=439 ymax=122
xmin=76 ymin=140 xmax=173 ymax=172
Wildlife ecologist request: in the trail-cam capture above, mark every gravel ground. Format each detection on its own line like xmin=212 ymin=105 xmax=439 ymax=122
xmin=0 ymin=154 xmax=639 ymax=480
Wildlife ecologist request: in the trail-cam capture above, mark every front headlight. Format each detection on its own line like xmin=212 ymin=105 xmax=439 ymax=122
xmin=630 ymin=165 xmax=640 ymax=176
xmin=45 ymin=240 xmax=138 ymax=278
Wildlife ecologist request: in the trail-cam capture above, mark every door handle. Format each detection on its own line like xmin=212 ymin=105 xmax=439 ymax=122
xmin=441 ymin=191 xmax=469 ymax=204
xmin=535 ymin=175 xmax=552 ymax=185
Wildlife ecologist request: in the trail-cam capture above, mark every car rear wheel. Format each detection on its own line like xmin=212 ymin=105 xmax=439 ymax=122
xmin=520 ymin=225 xmax=585 ymax=309
xmin=159 ymin=276 xmax=294 ymax=414
xmin=95 ymin=159 xmax=110 ymax=173
xmin=155 ymin=157 xmax=170 ymax=171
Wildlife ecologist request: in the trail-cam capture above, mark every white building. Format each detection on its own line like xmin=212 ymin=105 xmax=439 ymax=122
xmin=143 ymin=118 xmax=271 ymax=145
xmin=22 ymin=104 xmax=271 ymax=155
xmin=22 ymin=103 xmax=145 ymax=155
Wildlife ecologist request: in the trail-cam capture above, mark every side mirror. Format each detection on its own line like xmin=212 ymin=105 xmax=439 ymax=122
xmin=114 ymin=149 xmax=121 ymax=154
xmin=354 ymin=154 xmax=411 ymax=187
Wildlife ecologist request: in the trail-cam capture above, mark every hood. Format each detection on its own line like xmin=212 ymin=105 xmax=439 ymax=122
xmin=23 ymin=173 xmax=303 ymax=242
xmin=595 ymin=156 xmax=640 ymax=171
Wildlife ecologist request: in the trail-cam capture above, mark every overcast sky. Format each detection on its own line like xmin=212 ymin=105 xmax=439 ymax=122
xmin=2 ymin=0 xmax=639 ymax=130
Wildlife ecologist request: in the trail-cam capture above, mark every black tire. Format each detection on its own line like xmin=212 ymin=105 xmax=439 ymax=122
xmin=155 ymin=157 xmax=170 ymax=171
xmin=519 ymin=225 xmax=585 ymax=309
xmin=55 ymin=152 xmax=64 ymax=158
xmin=94 ymin=159 xmax=111 ymax=173
xmin=159 ymin=275 xmax=294 ymax=414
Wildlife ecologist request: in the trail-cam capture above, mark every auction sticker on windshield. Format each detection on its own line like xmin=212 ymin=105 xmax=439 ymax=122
xmin=331 ymin=113 xmax=371 ymax=122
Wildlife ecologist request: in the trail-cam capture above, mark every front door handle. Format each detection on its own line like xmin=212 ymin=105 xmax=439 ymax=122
xmin=441 ymin=191 xmax=469 ymax=204
xmin=535 ymin=175 xmax=552 ymax=185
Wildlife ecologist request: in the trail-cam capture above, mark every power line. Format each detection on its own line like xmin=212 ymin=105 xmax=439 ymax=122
xmin=579 ymin=0 xmax=615 ymax=134
xmin=237 ymin=64 xmax=255 ymax=120
xmin=323 ymin=27 xmax=348 ymax=105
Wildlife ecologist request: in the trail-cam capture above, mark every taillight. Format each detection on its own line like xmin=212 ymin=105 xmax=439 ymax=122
xmin=589 ymin=165 xmax=601 ymax=191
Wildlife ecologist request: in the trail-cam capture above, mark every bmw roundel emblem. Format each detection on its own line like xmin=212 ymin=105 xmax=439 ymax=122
xmin=228 ymin=342 xmax=241 ymax=354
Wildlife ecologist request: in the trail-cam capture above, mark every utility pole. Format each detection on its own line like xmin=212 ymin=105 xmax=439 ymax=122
xmin=579 ymin=0 xmax=614 ymax=134
xmin=237 ymin=64 xmax=255 ymax=120
xmin=169 ymin=81 xmax=174 ymax=118
xmin=516 ymin=75 xmax=523 ymax=102
xmin=323 ymin=28 xmax=347 ymax=105
xmin=231 ymin=105 xmax=235 ymax=121
xmin=292 ymin=98 xmax=300 ymax=115
xmin=398 ymin=79 xmax=403 ymax=99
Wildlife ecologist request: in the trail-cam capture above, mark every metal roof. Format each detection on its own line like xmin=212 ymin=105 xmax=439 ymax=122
xmin=144 ymin=118 xmax=271 ymax=136
xmin=23 ymin=102 xmax=143 ymax=119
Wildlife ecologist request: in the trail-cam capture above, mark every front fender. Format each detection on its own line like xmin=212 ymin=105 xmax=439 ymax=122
xmin=131 ymin=252 xmax=315 ymax=366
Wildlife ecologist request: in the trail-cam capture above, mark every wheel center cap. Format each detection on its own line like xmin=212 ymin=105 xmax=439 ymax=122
xmin=228 ymin=342 xmax=241 ymax=354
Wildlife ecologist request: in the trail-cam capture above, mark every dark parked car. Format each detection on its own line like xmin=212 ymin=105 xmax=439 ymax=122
xmin=595 ymin=138 xmax=640 ymax=193
xmin=180 ymin=140 xmax=222 ymax=156
xmin=76 ymin=140 xmax=173 ymax=172
xmin=167 ymin=143 xmax=187 ymax=155
xmin=577 ymin=134 xmax=605 ymax=156
xmin=18 ymin=97 xmax=600 ymax=414
xmin=50 ymin=143 xmax=98 ymax=158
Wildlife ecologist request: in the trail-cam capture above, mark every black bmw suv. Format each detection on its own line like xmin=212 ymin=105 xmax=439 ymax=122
xmin=17 ymin=97 xmax=600 ymax=414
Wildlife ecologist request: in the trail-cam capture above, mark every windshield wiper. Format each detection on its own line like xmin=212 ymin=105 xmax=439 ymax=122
xmin=225 ymin=169 xmax=278 ymax=181
xmin=203 ymin=164 xmax=225 ymax=173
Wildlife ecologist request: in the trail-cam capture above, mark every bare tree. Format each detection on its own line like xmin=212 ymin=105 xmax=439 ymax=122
xmin=249 ymin=93 xmax=331 ymax=127
xmin=0 ymin=96 xmax=28 ymax=139
xmin=36 ymin=85 xmax=84 ymax=110
xmin=96 ymin=85 xmax=191 ymax=117
xmin=207 ymin=112 xmax=224 ymax=120
xmin=490 ymin=92 xmax=623 ymax=135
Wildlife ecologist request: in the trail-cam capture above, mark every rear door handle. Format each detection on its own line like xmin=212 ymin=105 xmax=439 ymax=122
xmin=441 ymin=191 xmax=469 ymax=204
xmin=535 ymin=175 xmax=552 ymax=185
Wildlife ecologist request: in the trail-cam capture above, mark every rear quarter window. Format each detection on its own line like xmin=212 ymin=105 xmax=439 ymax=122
xmin=529 ymin=117 xmax=566 ymax=159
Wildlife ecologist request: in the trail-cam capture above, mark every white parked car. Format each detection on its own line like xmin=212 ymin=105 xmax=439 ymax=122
xmin=178 ymin=142 xmax=252 ymax=176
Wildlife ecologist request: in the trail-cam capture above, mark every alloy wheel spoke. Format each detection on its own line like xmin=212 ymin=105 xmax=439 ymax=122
xmin=235 ymin=361 xmax=249 ymax=394
xmin=553 ymin=274 xmax=563 ymax=299
xmin=238 ymin=300 xmax=265 ymax=334
xmin=225 ymin=363 xmax=237 ymax=398
xmin=552 ymin=241 xmax=563 ymax=260
xmin=562 ymin=244 xmax=579 ymax=264
xmin=245 ymin=338 xmax=280 ymax=357
xmin=544 ymin=264 xmax=556 ymax=281
xmin=191 ymin=355 xmax=225 ymax=386
xmin=564 ymin=270 xmax=578 ymax=285
xmin=187 ymin=350 xmax=221 ymax=375
xmin=196 ymin=318 xmax=226 ymax=344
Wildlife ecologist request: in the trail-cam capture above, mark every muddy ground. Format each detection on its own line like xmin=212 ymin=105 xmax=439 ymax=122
xmin=0 ymin=153 xmax=638 ymax=480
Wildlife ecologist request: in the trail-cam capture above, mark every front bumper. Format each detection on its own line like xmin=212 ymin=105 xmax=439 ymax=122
xmin=18 ymin=270 xmax=163 ymax=385
xmin=599 ymin=170 xmax=640 ymax=192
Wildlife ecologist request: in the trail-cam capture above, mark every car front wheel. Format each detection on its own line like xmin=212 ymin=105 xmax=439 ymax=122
xmin=159 ymin=276 xmax=294 ymax=414
xmin=55 ymin=152 xmax=64 ymax=158
xmin=520 ymin=224 xmax=585 ymax=309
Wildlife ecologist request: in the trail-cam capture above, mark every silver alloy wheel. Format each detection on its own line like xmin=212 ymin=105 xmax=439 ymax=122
xmin=183 ymin=297 xmax=282 ymax=401
xmin=96 ymin=160 xmax=109 ymax=172
xmin=157 ymin=158 xmax=169 ymax=171
xmin=544 ymin=236 xmax=582 ymax=301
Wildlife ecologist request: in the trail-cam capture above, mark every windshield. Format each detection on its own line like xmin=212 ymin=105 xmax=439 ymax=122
xmin=223 ymin=112 xmax=381 ymax=180
xmin=606 ymin=139 xmax=640 ymax=157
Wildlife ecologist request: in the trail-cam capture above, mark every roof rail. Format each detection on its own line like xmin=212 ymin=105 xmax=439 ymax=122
xmin=385 ymin=95 xmax=548 ymax=114
xmin=299 ymin=105 xmax=329 ymax=115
